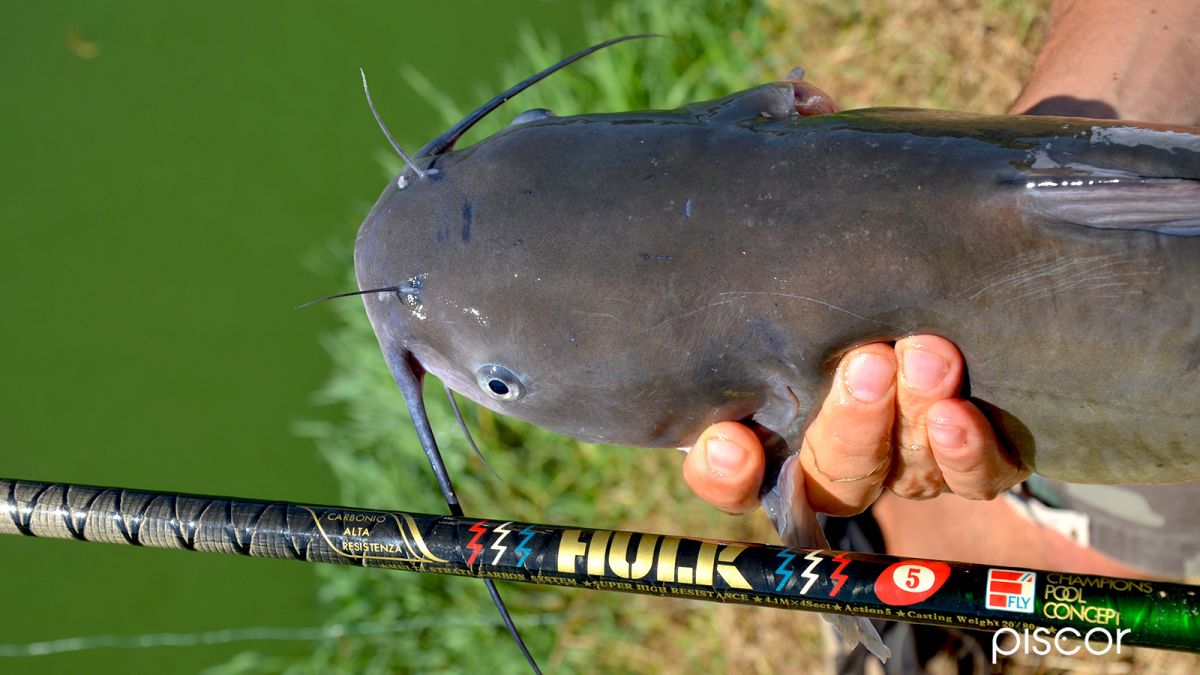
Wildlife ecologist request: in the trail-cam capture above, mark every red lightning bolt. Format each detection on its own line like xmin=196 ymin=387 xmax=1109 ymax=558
xmin=829 ymin=553 xmax=851 ymax=597
xmin=466 ymin=520 xmax=488 ymax=566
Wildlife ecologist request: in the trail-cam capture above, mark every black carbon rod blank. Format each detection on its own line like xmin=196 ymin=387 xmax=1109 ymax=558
xmin=1 ymin=478 xmax=1196 ymax=654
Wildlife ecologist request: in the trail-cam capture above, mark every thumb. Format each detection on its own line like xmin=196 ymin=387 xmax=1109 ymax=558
xmin=681 ymin=421 xmax=765 ymax=514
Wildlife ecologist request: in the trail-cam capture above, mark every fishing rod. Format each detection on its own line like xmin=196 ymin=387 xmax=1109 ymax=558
xmin=2 ymin=478 xmax=1196 ymax=655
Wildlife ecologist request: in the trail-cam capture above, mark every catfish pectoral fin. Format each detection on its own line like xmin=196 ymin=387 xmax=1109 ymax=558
xmin=762 ymin=455 xmax=892 ymax=663
xmin=1023 ymin=175 xmax=1200 ymax=236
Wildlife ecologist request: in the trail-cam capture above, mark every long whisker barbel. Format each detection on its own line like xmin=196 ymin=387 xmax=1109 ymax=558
xmin=295 ymin=284 xmax=417 ymax=309
xmin=2 ymin=478 xmax=1197 ymax=657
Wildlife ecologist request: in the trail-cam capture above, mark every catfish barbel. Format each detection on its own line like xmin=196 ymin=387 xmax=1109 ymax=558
xmin=345 ymin=37 xmax=1200 ymax=666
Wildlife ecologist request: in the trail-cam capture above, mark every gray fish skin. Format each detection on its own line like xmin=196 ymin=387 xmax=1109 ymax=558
xmin=356 ymin=82 xmax=1200 ymax=490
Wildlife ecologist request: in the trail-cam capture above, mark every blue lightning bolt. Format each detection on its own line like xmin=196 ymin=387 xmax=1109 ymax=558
xmin=799 ymin=551 xmax=823 ymax=595
xmin=774 ymin=550 xmax=796 ymax=591
xmin=490 ymin=521 xmax=513 ymax=564
xmin=515 ymin=525 xmax=537 ymax=568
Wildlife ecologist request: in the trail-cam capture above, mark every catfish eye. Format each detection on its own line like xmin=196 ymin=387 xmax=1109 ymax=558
xmin=511 ymin=108 xmax=556 ymax=125
xmin=475 ymin=364 xmax=525 ymax=401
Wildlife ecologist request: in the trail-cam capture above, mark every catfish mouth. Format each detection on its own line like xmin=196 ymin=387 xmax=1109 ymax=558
xmin=402 ymin=343 xmax=482 ymax=408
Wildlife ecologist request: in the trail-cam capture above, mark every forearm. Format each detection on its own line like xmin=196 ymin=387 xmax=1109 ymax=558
xmin=1010 ymin=0 xmax=1200 ymax=125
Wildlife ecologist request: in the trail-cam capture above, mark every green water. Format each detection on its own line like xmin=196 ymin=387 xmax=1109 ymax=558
xmin=0 ymin=3 xmax=590 ymax=672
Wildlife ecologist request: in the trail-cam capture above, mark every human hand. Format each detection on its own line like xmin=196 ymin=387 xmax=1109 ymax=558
xmin=681 ymin=335 xmax=1030 ymax=516
xmin=1009 ymin=0 xmax=1200 ymax=125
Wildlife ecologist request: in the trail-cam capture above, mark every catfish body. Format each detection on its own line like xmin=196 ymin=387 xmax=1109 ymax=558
xmin=356 ymin=82 xmax=1200 ymax=490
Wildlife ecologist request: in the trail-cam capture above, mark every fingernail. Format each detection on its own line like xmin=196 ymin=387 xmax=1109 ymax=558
xmin=902 ymin=348 xmax=949 ymax=391
xmin=844 ymin=353 xmax=895 ymax=403
xmin=705 ymin=435 xmax=746 ymax=477
xmin=928 ymin=418 xmax=966 ymax=448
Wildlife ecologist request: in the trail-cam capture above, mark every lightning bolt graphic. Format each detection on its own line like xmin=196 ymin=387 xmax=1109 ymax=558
xmin=774 ymin=550 xmax=796 ymax=592
xmin=466 ymin=520 xmax=488 ymax=566
xmin=490 ymin=521 xmax=513 ymax=564
xmin=799 ymin=551 xmax=823 ymax=595
xmin=829 ymin=553 xmax=851 ymax=597
xmin=515 ymin=525 xmax=537 ymax=568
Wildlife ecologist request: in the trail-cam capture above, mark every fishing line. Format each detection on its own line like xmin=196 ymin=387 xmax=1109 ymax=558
xmin=0 ymin=612 xmax=570 ymax=657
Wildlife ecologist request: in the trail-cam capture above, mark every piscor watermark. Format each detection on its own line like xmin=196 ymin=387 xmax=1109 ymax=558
xmin=992 ymin=626 xmax=1131 ymax=663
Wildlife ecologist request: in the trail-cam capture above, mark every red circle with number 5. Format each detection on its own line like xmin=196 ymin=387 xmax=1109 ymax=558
xmin=874 ymin=560 xmax=951 ymax=606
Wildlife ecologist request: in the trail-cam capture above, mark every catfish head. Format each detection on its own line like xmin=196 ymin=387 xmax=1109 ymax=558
xmin=355 ymin=67 xmax=840 ymax=452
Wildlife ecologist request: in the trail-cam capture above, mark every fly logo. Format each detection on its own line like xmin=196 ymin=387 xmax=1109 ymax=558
xmin=986 ymin=569 xmax=1036 ymax=613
